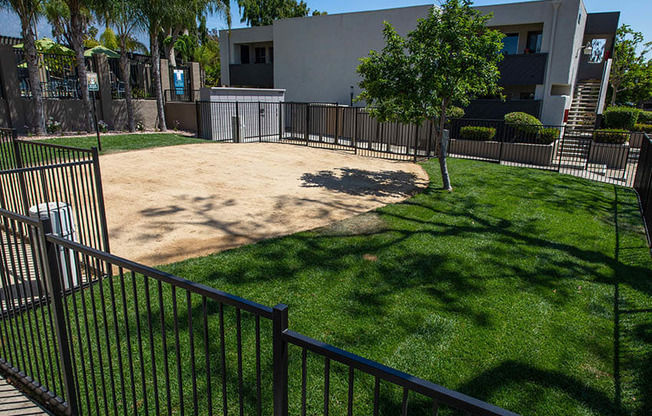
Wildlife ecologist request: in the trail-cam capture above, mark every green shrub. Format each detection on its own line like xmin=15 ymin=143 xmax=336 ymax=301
xmin=537 ymin=128 xmax=560 ymax=144
xmin=603 ymin=107 xmax=640 ymax=130
xmin=633 ymin=123 xmax=652 ymax=133
xmin=592 ymin=129 xmax=629 ymax=144
xmin=504 ymin=112 xmax=542 ymax=134
xmin=637 ymin=111 xmax=652 ymax=125
xmin=459 ymin=126 xmax=496 ymax=141
xmin=446 ymin=106 xmax=465 ymax=120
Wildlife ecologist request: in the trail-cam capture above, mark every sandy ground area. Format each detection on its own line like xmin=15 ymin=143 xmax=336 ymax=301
xmin=101 ymin=143 xmax=428 ymax=266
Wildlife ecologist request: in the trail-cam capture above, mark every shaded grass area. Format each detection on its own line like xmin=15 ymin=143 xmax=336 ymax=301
xmin=5 ymin=158 xmax=651 ymax=415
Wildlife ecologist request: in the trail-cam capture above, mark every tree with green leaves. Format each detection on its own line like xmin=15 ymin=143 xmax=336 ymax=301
xmin=609 ymin=24 xmax=652 ymax=107
xmin=357 ymin=0 xmax=503 ymax=190
xmin=96 ymin=0 xmax=143 ymax=132
xmin=61 ymin=0 xmax=96 ymax=131
xmin=1 ymin=0 xmax=46 ymax=134
xmin=194 ymin=28 xmax=221 ymax=85
xmin=237 ymin=0 xmax=325 ymax=27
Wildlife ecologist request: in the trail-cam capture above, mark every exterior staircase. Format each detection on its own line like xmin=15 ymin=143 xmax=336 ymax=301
xmin=566 ymin=79 xmax=601 ymax=132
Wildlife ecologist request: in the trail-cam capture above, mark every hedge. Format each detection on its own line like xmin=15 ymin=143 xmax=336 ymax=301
xmin=447 ymin=106 xmax=465 ymax=120
xmin=592 ymin=129 xmax=629 ymax=144
xmin=504 ymin=112 xmax=542 ymax=134
xmin=459 ymin=126 xmax=497 ymax=141
xmin=633 ymin=123 xmax=652 ymax=133
xmin=603 ymin=107 xmax=639 ymax=130
xmin=637 ymin=111 xmax=652 ymax=125
xmin=538 ymin=128 xmax=560 ymax=144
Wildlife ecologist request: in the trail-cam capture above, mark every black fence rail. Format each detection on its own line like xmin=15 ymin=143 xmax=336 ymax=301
xmin=634 ymin=134 xmax=652 ymax=247
xmin=0 ymin=208 xmax=519 ymax=416
xmin=0 ymin=132 xmax=110 ymax=255
xmin=14 ymin=50 xmax=83 ymax=100
xmin=198 ymin=102 xmax=642 ymax=186
xmin=165 ymin=89 xmax=199 ymax=102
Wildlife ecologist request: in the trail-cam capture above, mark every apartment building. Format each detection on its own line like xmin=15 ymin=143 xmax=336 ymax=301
xmin=220 ymin=0 xmax=619 ymax=126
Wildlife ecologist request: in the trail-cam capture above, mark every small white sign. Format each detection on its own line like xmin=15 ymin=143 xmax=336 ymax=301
xmin=87 ymin=72 xmax=99 ymax=91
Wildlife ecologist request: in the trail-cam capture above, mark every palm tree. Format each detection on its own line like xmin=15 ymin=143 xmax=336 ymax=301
xmin=97 ymin=0 xmax=141 ymax=131
xmin=1 ymin=0 xmax=46 ymax=135
xmin=59 ymin=0 xmax=94 ymax=132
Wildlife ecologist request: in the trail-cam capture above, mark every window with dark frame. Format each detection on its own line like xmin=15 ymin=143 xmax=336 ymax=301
xmin=526 ymin=31 xmax=543 ymax=54
xmin=240 ymin=45 xmax=250 ymax=64
xmin=501 ymin=33 xmax=519 ymax=55
xmin=269 ymin=47 xmax=274 ymax=63
xmin=255 ymin=47 xmax=266 ymax=64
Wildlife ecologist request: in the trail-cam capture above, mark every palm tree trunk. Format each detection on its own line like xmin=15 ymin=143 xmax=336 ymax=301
xmin=150 ymin=30 xmax=167 ymax=131
xmin=70 ymin=5 xmax=94 ymax=132
xmin=119 ymin=51 xmax=135 ymax=132
xmin=21 ymin=17 xmax=46 ymax=135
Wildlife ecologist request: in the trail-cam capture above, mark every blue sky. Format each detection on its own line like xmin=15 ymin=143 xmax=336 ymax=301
xmin=1 ymin=0 xmax=650 ymax=49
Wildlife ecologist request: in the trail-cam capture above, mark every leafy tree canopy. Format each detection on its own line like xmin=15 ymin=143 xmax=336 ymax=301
xmin=237 ymin=0 xmax=325 ymax=26
xmin=356 ymin=0 xmax=504 ymax=190
xmin=609 ymin=24 xmax=652 ymax=107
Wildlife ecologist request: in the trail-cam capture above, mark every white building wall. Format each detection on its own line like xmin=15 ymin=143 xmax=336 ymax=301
xmin=272 ymin=5 xmax=432 ymax=104
xmin=219 ymin=0 xmax=592 ymax=125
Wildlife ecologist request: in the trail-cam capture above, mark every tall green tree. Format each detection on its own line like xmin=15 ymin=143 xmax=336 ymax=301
xmin=357 ymin=0 xmax=503 ymax=190
xmin=96 ymin=0 xmax=142 ymax=131
xmin=237 ymin=0 xmax=325 ymax=26
xmin=609 ymin=24 xmax=652 ymax=107
xmin=1 ymin=0 xmax=46 ymax=134
xmin=63 ymin=0 xmax=95 ymax=131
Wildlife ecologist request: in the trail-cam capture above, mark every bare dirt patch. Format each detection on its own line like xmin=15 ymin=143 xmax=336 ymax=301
xmin=100 ymin=142 xmax=428 ymax=266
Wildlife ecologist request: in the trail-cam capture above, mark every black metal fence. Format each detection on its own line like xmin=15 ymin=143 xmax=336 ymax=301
xmin=0 ymin=129 xmax=110 ymax=254
xmin=197 ymin=102 xmax=643 ymax=186
xmin=107 ymin=57 xmax=157 ymax=100
xmin=0 ymin=207 xmax=518 ymax=416
xmin=634 ymin=134 xmax=652 ymax=247
xmin=165 ymin=89 xmax=199 ymax=102
xmin=14 ymin=50 xmax=85 ymax=100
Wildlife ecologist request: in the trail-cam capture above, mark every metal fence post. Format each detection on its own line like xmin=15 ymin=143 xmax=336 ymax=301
xmin=413 ymin=124 xmax=419 ymax=162
xmin=91 ymin=147 xmax=111 ymax=253
xmin=258 ymin=101 xmax=263 ymax=142
xmin=305 ymin=104 xmax=310 ymax=144
xmin=334 ymin=104 xmax=339 ymax=145
xmin=235 ymin=102 xmax=241 ymax=143
xmin=37 ymin=218 xmax=80 ymax=416
xmin=353 ymin=108 xmax=358 ymax=154
xmin=11 ymin=133 xmax=30 ymax=214
xmin=195 ymin=101 xmax=202 ymax=139
xmin=272 ymin=303 xmax=289 ymax=416
xmin=278 ymin=102 xmax=283 ymax=142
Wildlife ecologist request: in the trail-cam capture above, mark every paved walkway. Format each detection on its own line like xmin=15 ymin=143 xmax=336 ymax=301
xmin=0 ymin=377 xmax=48 ymax=415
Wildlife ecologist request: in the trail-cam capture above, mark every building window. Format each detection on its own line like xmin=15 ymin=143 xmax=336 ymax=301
xmin=520 ymin=92 xmax=535 ymax=100
xmin=255 ymin=47 xmax=266 ymax=64
xmin=240 ymin=45 xmax=250 ymax=64
xmin=525 ymin=31 xmax=542 ymax=54
xmin=269 ymin=47 xmax=274 ymax=63
xmin=501 ymin=34 xmax=519 ymax=55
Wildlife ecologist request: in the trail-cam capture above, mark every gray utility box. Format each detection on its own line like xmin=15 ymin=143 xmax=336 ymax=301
xmin=29 ymin=202 xmax=79 ymax=290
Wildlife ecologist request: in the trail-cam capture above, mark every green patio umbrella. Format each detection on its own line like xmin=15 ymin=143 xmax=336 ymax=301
xmin=13 ymin=37 xmax=75 ymax=55
xmin=84 ymin=45 xmax=120 ymax=59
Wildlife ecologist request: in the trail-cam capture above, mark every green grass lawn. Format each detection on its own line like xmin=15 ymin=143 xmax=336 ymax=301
xmin=158 ymin=158 xmax=651 ymax=415
xmin=33 ymin=133 xmax=209 ymax=155
xmin=14 ymin=157 xmax=651 ymax=415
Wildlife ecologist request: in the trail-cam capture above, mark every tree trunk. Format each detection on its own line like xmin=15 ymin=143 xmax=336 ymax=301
xmin=165 ymin=29 xmax=179 ymax=67
xmin=69 ymin=4 xmax=94 ymax=132
xmin=150 ymin=30 xmax=167 ymax=131
xmin=437 ymin=114 xmax=452 ymax=191
xmin=120 ymin=51 xmax=135 ymax=132
xmin=610 ymin=81 xmax=618 ymax=106
xmin=21 ymin=17 xmax=46 ymax=135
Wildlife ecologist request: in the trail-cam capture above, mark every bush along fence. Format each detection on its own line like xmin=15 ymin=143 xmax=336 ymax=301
xmin=196 ymin=102 xmax=643 ymax=187
xmin=634 ymin=133 xmax=652 ymax=248
xmin=0 ymin=206 xmax=519 ymax=416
